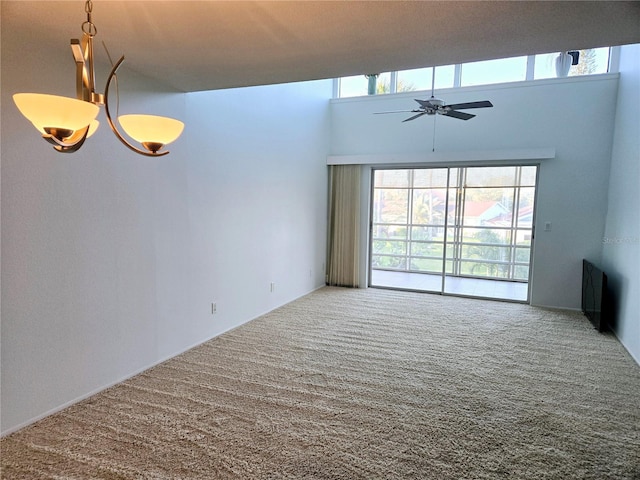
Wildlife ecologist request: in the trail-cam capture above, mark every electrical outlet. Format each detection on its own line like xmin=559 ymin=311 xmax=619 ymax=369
xmin=211 ymin=302 xmax=217 ymax=314
xmin=270 ymin=282 xmax=275 ymax=293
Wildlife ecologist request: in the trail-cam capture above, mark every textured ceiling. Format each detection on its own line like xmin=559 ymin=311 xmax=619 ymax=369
xmin=3 ymin=1 xmax=640 ymax=92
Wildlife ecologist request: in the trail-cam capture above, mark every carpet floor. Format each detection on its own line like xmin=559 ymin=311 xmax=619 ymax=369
xmin=2 ymin=287 xmax=639 ymax=479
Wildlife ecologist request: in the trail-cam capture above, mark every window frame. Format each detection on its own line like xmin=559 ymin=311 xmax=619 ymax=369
xmin=335 ymin=47 xmax=616 ymax=99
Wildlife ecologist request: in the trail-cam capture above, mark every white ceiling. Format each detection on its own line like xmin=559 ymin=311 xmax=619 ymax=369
xmin=4 ymin=1 xmax=640 ymax=93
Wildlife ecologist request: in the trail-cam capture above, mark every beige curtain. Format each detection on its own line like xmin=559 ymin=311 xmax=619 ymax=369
xmin=327 ymin=165 xmax=361 ymax=287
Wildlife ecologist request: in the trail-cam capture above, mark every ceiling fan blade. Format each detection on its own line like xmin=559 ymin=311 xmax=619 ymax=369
xmin=443 ymin=110 xmax=475 ymax=120
xmin=446 ymin=101 xmax=493 ymax=110
xmin=403 ymin=112 xmax=428 ymax=122
xmin=415 ymin=99 xmax=434 ymax=108
xmin=374 ymin=110 xmax=418 ymax=115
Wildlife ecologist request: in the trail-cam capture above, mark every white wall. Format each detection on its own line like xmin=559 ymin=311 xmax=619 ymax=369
xmin=183 ymin=82 xmax=331 ymax=341
xmin=602 ymin=44 xmax=640 ymax=363
xmin=1 ymin=8 xmax=331 ymax=434
xmin=330 ymin=75 xmax=619 ymax=310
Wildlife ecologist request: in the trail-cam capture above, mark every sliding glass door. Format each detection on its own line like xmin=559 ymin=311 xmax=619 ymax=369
xmin=370 ymin=165 xmax=537 ymax=302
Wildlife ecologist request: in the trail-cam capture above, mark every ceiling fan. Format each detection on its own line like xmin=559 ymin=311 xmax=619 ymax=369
xmin=375 ymin=69 xmax=493 ymax=122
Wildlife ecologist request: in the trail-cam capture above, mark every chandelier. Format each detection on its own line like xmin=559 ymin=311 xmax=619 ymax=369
xmin=13 ymin=1 xmax=184 ymax=156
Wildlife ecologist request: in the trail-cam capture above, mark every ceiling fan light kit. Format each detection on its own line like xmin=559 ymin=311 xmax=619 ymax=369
xmin=12 ymin=0 xmax=184 ymax=156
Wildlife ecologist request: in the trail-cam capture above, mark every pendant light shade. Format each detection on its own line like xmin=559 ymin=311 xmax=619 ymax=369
xmin=87 ymin=120 xmax=100 ymax=138
xmin=13 ymin=93 xmax=99 ymax=135
xmin=119 ymin=114 xmax=185 ymax=146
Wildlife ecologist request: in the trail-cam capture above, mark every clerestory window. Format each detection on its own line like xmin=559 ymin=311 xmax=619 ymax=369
xmin=337 ymin=47 xmax=611 ymax=98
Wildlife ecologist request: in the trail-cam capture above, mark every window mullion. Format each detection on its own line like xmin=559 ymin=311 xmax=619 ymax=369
xmin=509 ymin=168 xmax=521 ymax=279
xmin=390 ymin=71 xmax=398 ymax=94
xmin=406 ymin=170 xmax=414 ymax=271
xmin=525 ymin=55 xmax=535 ymax=81
xmin=453 ymin=64 xmax=462 ymax=88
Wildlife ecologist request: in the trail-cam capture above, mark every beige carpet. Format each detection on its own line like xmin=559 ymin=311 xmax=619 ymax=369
xmin=2 ymin=287 xmax=639 ymax=479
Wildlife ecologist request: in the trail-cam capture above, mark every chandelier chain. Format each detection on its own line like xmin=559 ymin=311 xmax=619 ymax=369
xmin=82 ymin=0 xmax=97 ymax=37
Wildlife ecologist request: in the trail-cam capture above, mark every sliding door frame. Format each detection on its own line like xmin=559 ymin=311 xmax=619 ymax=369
xmin=367 ymin=162 xmax=540 ymax=303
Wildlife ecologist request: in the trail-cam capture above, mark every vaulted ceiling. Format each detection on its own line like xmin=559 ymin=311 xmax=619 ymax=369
xmin=3 ymin=1 xmax=640 ymax=92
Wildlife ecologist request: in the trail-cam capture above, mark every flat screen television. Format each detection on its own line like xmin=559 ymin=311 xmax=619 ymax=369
xmin=581 ymin=259 xmax=608 ymax=332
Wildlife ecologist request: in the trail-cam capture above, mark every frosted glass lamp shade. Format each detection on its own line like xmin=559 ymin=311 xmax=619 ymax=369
xmin=87 ymin=120 xmax=100 ymax=138
xmin=13 ymin=93 xmax=99 ymax=134
xmin=118 ymin=114 xmax=184 ymax=145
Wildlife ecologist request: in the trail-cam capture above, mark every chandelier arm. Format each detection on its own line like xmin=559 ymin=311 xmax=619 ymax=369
xmin=42 ymin=126 xmax=90 ymax=153
xmin=71 ymin=32 xmax=103 ymax=105
xmin=71 ymin=39 xmax=88 ymax=101
xmin=104 ymin=56 xmax=170 ymax=157
xmin=83 ymin=33 xmax=98 ymax=103
xmin=53 ymin=140 xmax=88 ymax=154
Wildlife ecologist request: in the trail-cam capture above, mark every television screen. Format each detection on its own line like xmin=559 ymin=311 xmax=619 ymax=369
xmin=582 ymin=259 xmax=608 ymax=332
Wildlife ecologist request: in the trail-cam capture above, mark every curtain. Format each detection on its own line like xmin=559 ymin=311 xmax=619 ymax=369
xmin=327 ymin=165 xmax=361 ymax=287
